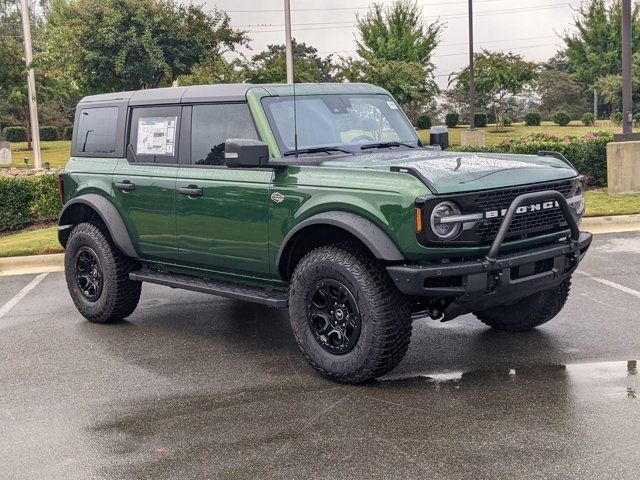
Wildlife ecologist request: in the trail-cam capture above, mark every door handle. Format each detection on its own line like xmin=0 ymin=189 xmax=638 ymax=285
xmin=179 ymin=186 xmax=203 ymax=197
xmin=114 ymin=181 xmax=135 ymax=192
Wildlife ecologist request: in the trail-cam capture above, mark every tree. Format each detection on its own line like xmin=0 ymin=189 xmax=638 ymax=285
xmin=537 ymin=69 xmax=587 ymax=119
xmin=339 ymin=0 xmax=442 ymax=121
xmin=450 ymin=50 xmax=537 ymax=131
xmin=40 ymin=0 xmax=248 ymax=93
xmin=242 ymin=40 xmax=335 ymax=84
xmin=563 ymin=0 xmax=640 ymax=87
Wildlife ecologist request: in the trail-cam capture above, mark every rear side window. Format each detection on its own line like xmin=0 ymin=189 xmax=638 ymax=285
xmin=75 ymin=107 xmax=119 ymax=154
xmin=129 ymin=106 xmax=181 ymax=164
xmin=191 ymin=104 xmax=258 ymax=166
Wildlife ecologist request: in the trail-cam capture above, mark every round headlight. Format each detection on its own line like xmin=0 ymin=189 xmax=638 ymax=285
xmin=430 ymin=201 xmax=463 ymax=239
xmin=569 ymin=181 xmax=585 ymax=216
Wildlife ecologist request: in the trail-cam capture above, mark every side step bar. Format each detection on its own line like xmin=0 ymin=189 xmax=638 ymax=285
xmin=129 ymin=270 xmax=289 ymax=308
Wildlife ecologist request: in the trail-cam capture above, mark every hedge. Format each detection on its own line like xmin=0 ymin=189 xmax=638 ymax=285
xmin=0 ymin=174 xmax=62 ymax=232
xmin=582 ymin=113 xmax=595 ymax=127
xmin=449 ymin=132 xmax=611 ymax=187
xmin=40 ymin=126 xmax=59 ymax=141
xmin=63 ymin=125 xmax=73 ymax=141
xmin=552 ymin=112 xmax=571 ymax=126
xmin=445 ymin=113 xmax=459 ymax=128
xmin=524 ymin=112 xmax=542 ymax=126
xmin=474 ymin=113 xmax=488 ymax=128
xmin=416 ymin=114 xmax=432 ymax=130
xmin=2 ymin=126 xmax=28 ymax=143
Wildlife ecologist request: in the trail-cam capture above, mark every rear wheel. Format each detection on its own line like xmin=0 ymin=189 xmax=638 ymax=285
xmin=65 ymin=222 xmax=141 ymax=323
xmin=474 ymin=278 xmax=571 ymax=332
xmin=288 ymin=243 xmax=412 ymax=384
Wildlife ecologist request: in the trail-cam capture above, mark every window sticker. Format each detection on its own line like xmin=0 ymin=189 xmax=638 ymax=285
xmin=136 ymin=116 xmax=177 ymax=156
xmin=386 ymin=101 xmax=398 ymax=110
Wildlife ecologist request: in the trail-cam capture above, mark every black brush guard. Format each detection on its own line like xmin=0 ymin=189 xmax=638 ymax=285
xmin=387 ymin=190 xmax=592 ymax=321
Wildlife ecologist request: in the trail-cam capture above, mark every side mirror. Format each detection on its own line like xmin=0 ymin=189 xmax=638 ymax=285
xmin=224 ymin=138 xmax=270 ymax=168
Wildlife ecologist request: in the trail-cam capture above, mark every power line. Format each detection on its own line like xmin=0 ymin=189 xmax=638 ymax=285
xmin=233 ymin=2 xmax=578 ymax=31
xmin=225 ymin=0 xmax=560 ymax=14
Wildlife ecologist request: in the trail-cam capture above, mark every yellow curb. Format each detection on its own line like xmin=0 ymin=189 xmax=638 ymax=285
xmin=0 ymin=253 xmax=64 ymax=276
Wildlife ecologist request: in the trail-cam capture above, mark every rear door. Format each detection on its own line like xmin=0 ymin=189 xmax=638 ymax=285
xmin=112 ymin=106 xmax=181 ymax=261
xmin=176 ymin=103 xmax=272 ymax=276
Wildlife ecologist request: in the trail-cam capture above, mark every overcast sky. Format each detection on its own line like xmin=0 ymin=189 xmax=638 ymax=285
xmin=204 ymin=0 xmax=579 ymax=87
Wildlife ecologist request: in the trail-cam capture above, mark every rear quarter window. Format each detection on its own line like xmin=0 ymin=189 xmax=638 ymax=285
xmin=75 ymin=107 xmax=119 ymax=154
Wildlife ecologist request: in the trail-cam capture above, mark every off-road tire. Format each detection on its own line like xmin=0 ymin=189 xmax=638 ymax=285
xmin=288 ymin=243 xmax=412 ymax=384
xmin=474 ymin=277 xmax=571 ymax=332
xmin=65 ymin=222 xmax=141 ymax=323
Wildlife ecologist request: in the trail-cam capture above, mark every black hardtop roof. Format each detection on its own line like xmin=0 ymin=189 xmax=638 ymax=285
xmin=77 ymin=83 xmax=389 ymax=107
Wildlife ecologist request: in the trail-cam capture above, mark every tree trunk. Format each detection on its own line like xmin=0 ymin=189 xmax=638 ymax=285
xmin=24 ymin=103 xmax=32 ymax=151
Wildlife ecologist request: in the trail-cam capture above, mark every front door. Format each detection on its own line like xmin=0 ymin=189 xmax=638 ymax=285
xmin=176 ymin=103 xmax=272 ymax=277
xmin=112 ymin=106 xmax=181 ymax=261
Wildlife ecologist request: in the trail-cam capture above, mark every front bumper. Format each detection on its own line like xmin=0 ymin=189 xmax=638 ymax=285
xmin=387 ymin=189 xmax=592 ymax=321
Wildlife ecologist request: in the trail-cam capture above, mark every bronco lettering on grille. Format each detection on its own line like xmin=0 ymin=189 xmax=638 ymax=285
xmin=484 ymin=200 xmax=560 ymax=219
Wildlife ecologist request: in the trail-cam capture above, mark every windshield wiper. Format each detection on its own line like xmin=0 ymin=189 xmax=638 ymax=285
xmin=283 ymin=146 xmax=354 ymax=156
xmin=361 ymin=141 xmax=416 ymax=150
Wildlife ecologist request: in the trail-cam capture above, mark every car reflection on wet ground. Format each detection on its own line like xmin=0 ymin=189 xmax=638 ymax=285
xmin=1 ymin=231 xmax=640 ymax=479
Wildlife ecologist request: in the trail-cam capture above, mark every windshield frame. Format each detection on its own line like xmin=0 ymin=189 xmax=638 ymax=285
xmin=261 ymin=93 xmax=421 ymax=158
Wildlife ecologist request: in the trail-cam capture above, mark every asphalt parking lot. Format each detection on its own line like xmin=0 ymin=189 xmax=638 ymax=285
xmin=2 ymin=231 xmax=640 ymax=480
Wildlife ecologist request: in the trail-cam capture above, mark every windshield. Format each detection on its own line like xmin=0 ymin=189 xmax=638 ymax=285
xmin=262 ymin=94 xmax=419 ymax=155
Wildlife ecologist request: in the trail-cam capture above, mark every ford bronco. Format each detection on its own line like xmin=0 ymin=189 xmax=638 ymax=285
xmin=59 ymin=83 xmax=592 ymax=383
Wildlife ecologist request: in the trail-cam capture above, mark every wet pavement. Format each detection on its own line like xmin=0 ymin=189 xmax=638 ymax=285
xmin=1 ymin=231 xmax=640 ymax=479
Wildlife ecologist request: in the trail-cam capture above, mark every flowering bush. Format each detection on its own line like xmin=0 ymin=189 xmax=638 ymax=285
xmin=450 ymin=131 xmax=612 ymax=186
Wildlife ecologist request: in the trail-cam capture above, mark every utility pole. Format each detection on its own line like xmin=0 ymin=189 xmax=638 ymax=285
xmin=284 ymin=0 xmax=294 ymax=84
xmin=20 ymin=0 xmax=41 ymax=168
xmin=622 ymin=0 xmax=633 ymax=136
xmin=468 ymin=0 xmax=476 ymax=130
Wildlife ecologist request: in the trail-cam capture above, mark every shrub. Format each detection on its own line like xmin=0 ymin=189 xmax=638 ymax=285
xmin=474 ymin=113 xmax=488 ymax=128
xmin=552 ymin=111 xmax=571 ymax=126
xmin=582 ymin=112 xmax=595 ymax=127
xmin=2 ymin=126 xmax=28 ymax=143
xmin=503 ymin=116 xmax=512 ymax=127
xmin=612 ymin=111 xmax=623 ymax=125
xmin=450 ymin=131 xmax=612 ymax=187
xmin=445 ymin=113 xmax=459 ymax=128
xmin=524 ymin=112 xmax=542 ymax=126
xmin=0 ymin=174 xmax=62 ymax=232
xmin=39 ymin=126 xmax=58 ymax=141
xmin=416 ymin=114 xmax=432 ymax=130
xmin=63 ymin=125 xmax=73 ymax=141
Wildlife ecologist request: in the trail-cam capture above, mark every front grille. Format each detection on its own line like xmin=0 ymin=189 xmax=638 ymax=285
xmin=474 ymin=180 xmax=574 ymax=243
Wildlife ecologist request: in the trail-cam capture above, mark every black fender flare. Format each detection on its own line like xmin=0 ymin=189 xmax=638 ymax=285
xmin=276 ymin=211 xmax=405 ymax=271
xmin=58 ymin=194 xmax=138 ymax=258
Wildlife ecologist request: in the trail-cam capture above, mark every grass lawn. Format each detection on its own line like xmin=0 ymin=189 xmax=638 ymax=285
xmin=0 ymin=226 xmax=63 ymax=258
xmin=584 ymin=189 xmax=640 ymax=217
xmin=417 ymin=120 xmax=634 ymax=147
xmin=7 ymin=140 xmax=71 ymax=168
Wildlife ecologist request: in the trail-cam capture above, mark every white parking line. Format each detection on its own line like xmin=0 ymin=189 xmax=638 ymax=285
xmin=0 ymin=273 xmax=49 ymax=320
xmin=578 ymin=271 xmax=640 ymax=299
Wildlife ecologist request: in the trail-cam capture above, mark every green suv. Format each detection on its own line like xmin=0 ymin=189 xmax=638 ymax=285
xmin=59 ymin=83 xmax=592 ymax=383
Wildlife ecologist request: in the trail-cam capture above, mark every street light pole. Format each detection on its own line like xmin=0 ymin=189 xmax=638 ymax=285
xmin=468 ymin=0 xmax=476 ymax=130
xmin=284 ymin=0 xmax=294 ymax=84
xmin=19 ymin=0 xmax=41 ymax=169
xmin=622 ymin=0 xmax=633 ymax=136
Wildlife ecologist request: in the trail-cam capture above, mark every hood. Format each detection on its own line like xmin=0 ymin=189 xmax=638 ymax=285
xmin=320 ymin=149 xmax=578 ymax=194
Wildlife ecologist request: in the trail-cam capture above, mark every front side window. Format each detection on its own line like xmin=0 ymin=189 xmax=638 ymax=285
xmin=262 ymin=94 xmax=419 ymax=155
xmin=191 ymin=103 xmax=259 ymax=166
xmin=129 ymin=106 xmax=181 ymax=164
xmin=75 ymin=107 xmax=119 ymax=154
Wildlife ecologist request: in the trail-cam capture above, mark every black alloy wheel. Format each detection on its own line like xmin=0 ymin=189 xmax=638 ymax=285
xmin=308 ymin=279 xmax=361 ymax=354
xmin=74 ymin=246 xmax=103 ymax=301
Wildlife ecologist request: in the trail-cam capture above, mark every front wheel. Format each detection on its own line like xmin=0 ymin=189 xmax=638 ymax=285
xmin=288 ymin=243 xmax=412 ymax=384
xmin=474 ymin=277 xmax=572 ymax=332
